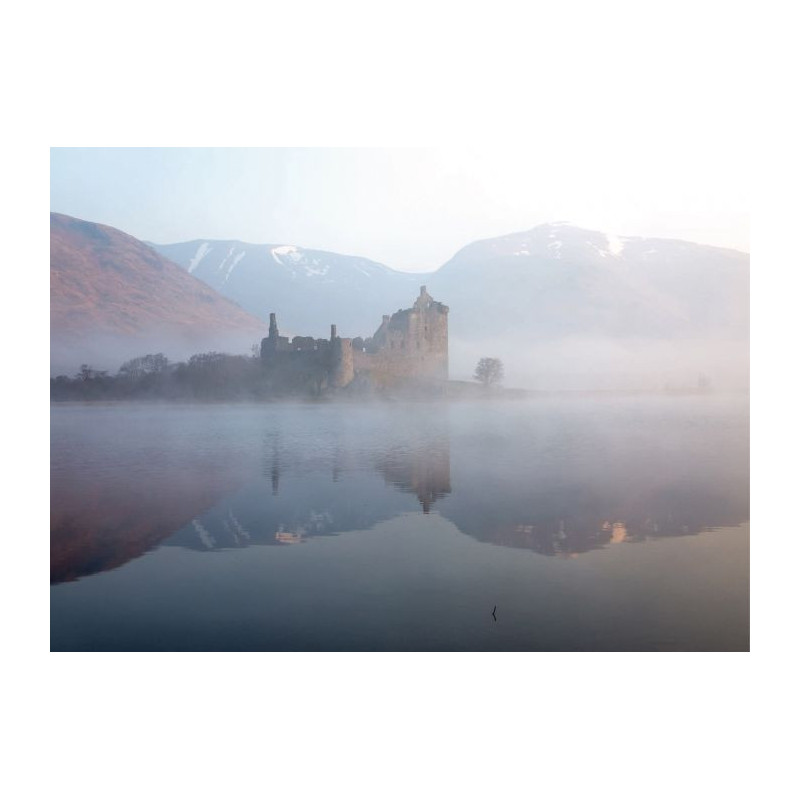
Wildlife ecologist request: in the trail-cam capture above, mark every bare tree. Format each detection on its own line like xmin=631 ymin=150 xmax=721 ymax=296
xmin=474 ymin=357 xmax=504 ymax=388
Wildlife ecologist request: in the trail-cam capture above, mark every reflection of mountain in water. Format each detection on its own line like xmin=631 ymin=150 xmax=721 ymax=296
xmin=165 ymin=412 xmax=748 ymax=558
xmin=164 ymin=443 xmax=451 ymax=552
xmin=441 ymin=490 xmax=749 ymax=558
xmin=51 ymin=401 xmax=749 ymax=582
xmin=435 ymin=404 xmax=749 ymax=556
xmin=50 ymin=458 xmax=246 ymax=584
xmin=163 ymin=472 xmax=410 ymax=551
xmin=51 ymin=431 xmax=451 ymax=581
xmin=163 ymin=427 xmax=454 ymax=553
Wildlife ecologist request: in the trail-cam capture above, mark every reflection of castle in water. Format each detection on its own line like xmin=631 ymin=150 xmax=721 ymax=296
xmin=375 ymin=437 xmax=451 ymax=513
xmin=165 ymin=431 xmax=747 ymax=557
xmin=51 ymin=412 xmax=750 ymax=582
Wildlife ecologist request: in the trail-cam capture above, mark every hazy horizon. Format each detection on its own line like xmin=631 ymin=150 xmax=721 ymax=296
xmin=50 ymin=148 xmax=749 ymax=272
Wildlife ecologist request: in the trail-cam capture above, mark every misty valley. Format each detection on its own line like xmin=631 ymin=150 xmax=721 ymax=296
xmin=49 ymin=208 xmax=749 ymax=651
xmin=50 ymin=396 xmax=749 ymax=651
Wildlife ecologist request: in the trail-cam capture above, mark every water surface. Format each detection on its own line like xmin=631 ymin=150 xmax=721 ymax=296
xmin=50 ymin=397 xmax=749 ymax=651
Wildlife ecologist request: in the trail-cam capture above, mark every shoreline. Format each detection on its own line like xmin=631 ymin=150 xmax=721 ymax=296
xmin=50 ymin=386 xmax=748 ymax=405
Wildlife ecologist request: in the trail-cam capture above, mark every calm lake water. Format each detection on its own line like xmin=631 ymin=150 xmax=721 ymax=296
xmin=50 ymin=397 xmax=749 ymax=651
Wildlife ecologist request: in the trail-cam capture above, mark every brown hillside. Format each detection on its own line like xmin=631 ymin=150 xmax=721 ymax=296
xmin=51 ymin=212 xmax=265 ymax=347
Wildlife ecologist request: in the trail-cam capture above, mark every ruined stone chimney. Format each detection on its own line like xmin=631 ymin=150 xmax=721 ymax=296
xmin=330 ymin=324 xmax=337 ymax=340
xmin=269 ymin=313 xmax=279 ymax=339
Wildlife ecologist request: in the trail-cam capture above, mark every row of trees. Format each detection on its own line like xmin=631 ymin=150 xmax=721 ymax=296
xmin=50 ymin=351 xmax=274 ymax=401
xmin=52 ymin=351 xmax=506 ymax=401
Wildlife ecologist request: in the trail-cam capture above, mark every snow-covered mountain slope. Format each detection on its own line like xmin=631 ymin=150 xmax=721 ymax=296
xmin=423 ymin=222 xmax=749 ymax=387
xmin=426 ymin=222 xmax=749 ymax=340
xmin=153 ymin=223 xmax=748 ymax=343
xmin=150 ymin=239 xmax=428 ymax=338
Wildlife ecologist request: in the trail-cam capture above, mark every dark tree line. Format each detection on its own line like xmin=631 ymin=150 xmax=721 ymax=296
xmin=51 ymin=351 xmax=288 ymax=402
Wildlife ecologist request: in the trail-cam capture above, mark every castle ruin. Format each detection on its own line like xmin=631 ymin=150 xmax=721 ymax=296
xmin=260 ymin=286 xmax=448 ymax=393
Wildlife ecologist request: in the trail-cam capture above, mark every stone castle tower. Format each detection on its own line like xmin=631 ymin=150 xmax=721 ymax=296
xmin=359 ymin=286 xmax=449 ymax=382
xmin=260 ymin=286 xmax=448 ymax=392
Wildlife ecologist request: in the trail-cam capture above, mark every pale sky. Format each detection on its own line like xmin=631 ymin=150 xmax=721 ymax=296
xmin=50 ymin=146 xmax=749 ymax=273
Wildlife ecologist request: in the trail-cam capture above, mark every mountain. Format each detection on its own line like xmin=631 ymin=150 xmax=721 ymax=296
xmin=153 ymin=223 xmax=749 ymax=389
xmin=426 ymin=222 xmax=749 ymax=340
xmin=424 ymin=223 xmax=749 ymax=388
xmin=51 ymin=213 xmax=266 ymax=374
xmin=150 ymin=239 xmax=427 ymax=339
xmin=53 ymin=213 xmax=749 ymax=389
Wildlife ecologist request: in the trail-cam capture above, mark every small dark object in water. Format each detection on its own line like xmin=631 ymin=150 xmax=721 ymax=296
xmin=492 ymin=605 xmax=497 ymax=621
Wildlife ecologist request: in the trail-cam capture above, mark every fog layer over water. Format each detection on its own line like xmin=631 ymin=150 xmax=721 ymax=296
xmin=51 ymin=397 xmax=749 ymax=651
xmin=448 ymin=336 xmax=749 ymax=391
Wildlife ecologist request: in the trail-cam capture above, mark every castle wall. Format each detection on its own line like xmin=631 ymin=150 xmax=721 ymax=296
xmin=356 ymin=287 xmax=448 ymax=383
xmin=261 ymin=286 xmax=448 ymax=392
xmin=260 ymin=348 xmax=332 ymax=394
xmin=330 ymin=337 xmax=354 ymax=388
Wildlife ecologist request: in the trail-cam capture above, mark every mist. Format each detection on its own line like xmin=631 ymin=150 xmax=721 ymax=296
xmin=51 ymin=326 xmax=749 ymax=396
xmin=448 ymin=335 xmax=749 ymax=393
xmin=50 ymin=327 xmax=264 ymax=379
xmin=49 ymin=157 xmax=749 ymax=656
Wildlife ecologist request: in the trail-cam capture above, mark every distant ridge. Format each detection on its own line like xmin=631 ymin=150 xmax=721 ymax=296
xmin=150 ymin=238 xmax=425 ymax=339
xmin=53 ymin=214 xmax=749 ymax=389
xmin=152 ymin=222 xmax=749 ymax=342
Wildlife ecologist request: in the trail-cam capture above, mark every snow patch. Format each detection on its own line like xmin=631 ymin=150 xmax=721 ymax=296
xmin=188 ymin=242 xmax=212 ymax=273
xmin=216 ymin=246 xmax=235 ymax=271
xmin=271 ymin=245 xmax=303 ymax=265
xmin=192 ymin=519 xmax=215 ymax=549
xmin=588 ymin=241 xmax=608 ymax=258
xmin=606 ymin=233 xmax=627 ymax=256
xmin=214 ymin=246 xmax=246 ymax=284
xmin=303 ymin=264 xmax=330 ymax=278
xmin=547 ymin=240 xmax=563 ymax=259
xmin=223 ymin=519 xmax=239 ymax=546
xmin=228 ymin=511 xmax=250 ymax=541
xmin=224 ymin=251 xmax=245 ymax=283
